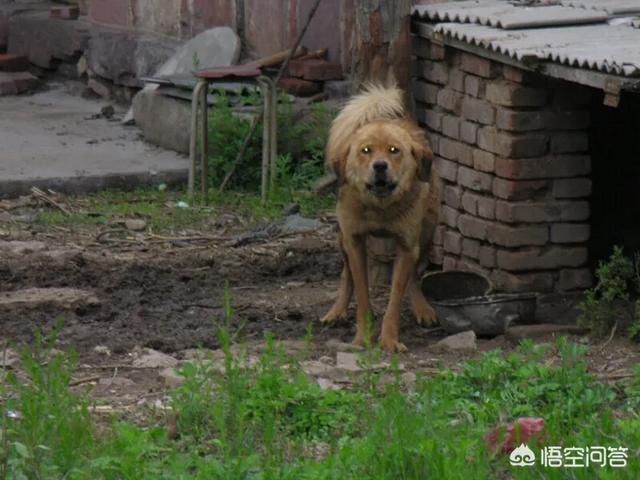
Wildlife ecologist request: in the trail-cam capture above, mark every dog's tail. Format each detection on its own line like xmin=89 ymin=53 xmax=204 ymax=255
xmin=326 ymin=84 xmax=405 ymax=177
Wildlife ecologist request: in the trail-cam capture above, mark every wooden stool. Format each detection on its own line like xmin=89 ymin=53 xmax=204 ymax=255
xmin=189 ymin=65 xmax=277 ymax=204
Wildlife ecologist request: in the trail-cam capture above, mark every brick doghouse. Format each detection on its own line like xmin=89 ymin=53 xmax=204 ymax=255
xmin=410 ymin=1 xmax=640 ymax=294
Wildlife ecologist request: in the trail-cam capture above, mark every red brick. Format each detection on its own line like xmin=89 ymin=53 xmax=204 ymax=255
xmin=477 ymin=196 xmax=496 ymax=220
xmin=418 ymin=59 xmax=448 ymax=85
xmin=460 ymin=53 xmax=496 ymax=78
xmin=496 ymin=247 xmax=587 ymax=271
xmin=492 ymin=178 xmax=549 ymax=200
xmin=437 ymin=88 xmax=463 ymax=113
xmin=413 ymin=80 xmax=439 ymax=104
xmin=557 ymin=269 xmax=592 ymax=291
xmin=442 ymin=115 xmax=460 ymax=140
xmin=278 ymin=78 xmax=321 ymax=96
xmin=439 ymin=137 xmax=458 ymax=161
xmin=495 ymin=200 xmax=589 ymax=223
xmin=443 ymin=255 xmax=458 ymax=271
xmin=444 ymin=230 xmax=462 ymax=255
xmin=461 ymin=191 xmax=479 ymax=215
xmin=458 ymin=166 xmax=493 ymax=192
xmin=478 ymin=127 xmax=548 ymax=158
xmin=288 ymin=59 xmax=342 ymax=81
xmin=427 ymin=133 xmax=442 ymax=155
xmin=441 ymin=205 xmax=459 ymax=228
xmin=461 ymin=97 xmax=495 ymax=125
xmin=89 ymin=0 xmax=133 ymax=27
xmin=546 ymin=110 xmax=590 ymax=130
xmin=487 ymin=223 xmax=549 ymax=247
xmin=443 ymin=185 xmax=462 ymax=210
xmin=50 ymin=6 xmax=79 ymax=19
xmin=464 ymin=75 xmax=485 ymax=97
xmin=486 ymin=81 xmax=548 ymax=107
xmin=433 ymin=225 xmax=445 ymax=246
xmin=550 ymin=132 xmax=589 ymax=153
xmin=495 ymin=155 xmax=591 ymax=180
xmin=412 ymin=37 xmax=444 ymax=60
xmin=457 ymin=258 xmax=489 ymax=276
xmin=502 ymin=65 xmax=532 ymax=84
xmin=0 ymin=53 xmax=28 ymax=72
xmin=478 ymin=245 xmax=496 ymax=268
xmin=454 ymin=142 xmax=474 ymax=166
xmin=496 ymin=108 xmax=545 ymax=132
xmin=462 ymin=238 xmax=480 ymax=258
xmin=460 ymin=121 xmax=478 ymax=144
xmin=434 ymin=156 xmax=458 ymax=182
xmin=422 ymin=110 xmax=443 ymax=132
xmin=552 ymin=178 xmax=592 ymax=198
xmin=449 ymin=68 xmax=465 ymax=92
xmin=458 ymin=214 xmax=489 ymax=240
xmin=550 ymin=224 xmax=590 ymax=243
xmin=492 ymin=271 xmax=554 ymax=293
xmin=473 ymin=150 xmax=495 ymax=173
xmin=429 ymin=245 xmax=444 ymax=265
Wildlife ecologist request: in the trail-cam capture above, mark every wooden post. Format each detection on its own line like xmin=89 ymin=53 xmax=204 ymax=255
xmin=350 ymin=0 xmax=414 ymax=286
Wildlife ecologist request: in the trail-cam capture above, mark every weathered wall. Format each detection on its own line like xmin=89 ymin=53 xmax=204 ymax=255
xmin=412 ymin=35 xmax=594 ymax=293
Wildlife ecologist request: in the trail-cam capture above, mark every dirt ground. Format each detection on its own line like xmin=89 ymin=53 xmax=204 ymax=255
xmin=1 ymin=199 xmax=639 ymax=419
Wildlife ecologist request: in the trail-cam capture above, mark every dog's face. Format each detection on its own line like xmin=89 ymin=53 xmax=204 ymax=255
xmin=343 ymin=121 xmax=431 ymax=200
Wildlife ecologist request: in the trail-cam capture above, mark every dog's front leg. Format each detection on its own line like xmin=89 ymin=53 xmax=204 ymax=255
xmin=342 ymin=234 xmax=372 ymax=347
xmin=379 ymin=246 xmax=416 ymax=352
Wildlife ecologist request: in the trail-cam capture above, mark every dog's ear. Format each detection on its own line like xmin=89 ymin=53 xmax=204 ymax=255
xmin=326 ymin=138 xmax=350 ymax=185
xmin=412 ymin=139 xmax=434 ymax=183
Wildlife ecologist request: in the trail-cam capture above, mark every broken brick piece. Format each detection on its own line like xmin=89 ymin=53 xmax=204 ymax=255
xmin=278 ymin=77 xmax=321 ymax=97
xmin=0 ymin=71 xmax=39 ymax=96
xmin=50 ymin=6 xmax=80 ymax=20
xmin=288 ymin=59 xmax=342 ymax=81
xmin=0 ymin=53 xmax=28 ymax=72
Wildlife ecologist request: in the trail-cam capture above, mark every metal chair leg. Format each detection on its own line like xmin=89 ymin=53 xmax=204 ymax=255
xmin=189 ymin=80 xmax=207 ymax=197
xmin=200 ymin=82 xmax=209 ymax=202
xmin=258 ymin=77 xmax=271 ymax=205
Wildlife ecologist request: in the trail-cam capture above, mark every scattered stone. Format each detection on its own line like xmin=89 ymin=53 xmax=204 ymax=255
xmin=326 ymin=338 xmax=363 ymax=352
xmin=93 ymin=345 xmax=111 ymax=357
xmin=100 ymin=105 xmax=115 ymax=119
xmin=317 ymin=378 xmax=338 ymax=390
xmin=0 ymin=288 xmax=100 ymax=309
xmin=132 ymin=348 xmax=178 ymax=368
xmin=0 ymin=71 xmax=39 ymax=96
xmin=286 ymin=237 xmax=326 ymax=253
xmin=88 ymin=77 xmax=112 ymax=98
xmin=505 ymin=323 xmax=589 ymax=343
xmin=336 ymin=351 xmax=360 ymax=372
xmin=301 ymin=360 xmax=335 ymax=377
xmin=401 ymin=371 xmax=417 ymax=389
xmin=98 ymin=377 xmax=135 ymax=388
xmin=282 ymin=202 xmax=300 ymax=216
xmin=0 ymin=348 xmax=19 ymax=368
xmin=125 ymin=218 xmax=147 ymax=231
xmin=77 ymin=55 xmax=88 ymax=77
xmin=433 ymin=330 xmax=477 ymax=352
xmin=282 ymin=214 xmax=322 ymax=233
xmin=0 ymin=240 xmax=47 ymax=255
xmin=159 ymin=367 xmax=185 ymax=388
xmin=285 ymin=281 xmax=306 ymax=288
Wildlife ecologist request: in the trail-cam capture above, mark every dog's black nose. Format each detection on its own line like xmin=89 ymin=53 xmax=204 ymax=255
xmin=373 ymin=161 xmax=388 ymax=173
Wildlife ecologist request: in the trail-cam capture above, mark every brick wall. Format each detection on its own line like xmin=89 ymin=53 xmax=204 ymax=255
xmin=412 ymin=36 xmax=594 ymax=293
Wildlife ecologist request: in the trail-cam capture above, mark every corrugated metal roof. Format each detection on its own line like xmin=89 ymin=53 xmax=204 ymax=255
xmin=560 ymin=0 xmax=640 ymax=15
xmin=413 ymin=1 xmax=607 ymax=29
xmin=412 ymin=0 xmax=640 ymax=78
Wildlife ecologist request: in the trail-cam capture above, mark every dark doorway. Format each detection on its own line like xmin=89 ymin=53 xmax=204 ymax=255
xmin=589 ymin=91 xmax=640 ymax=266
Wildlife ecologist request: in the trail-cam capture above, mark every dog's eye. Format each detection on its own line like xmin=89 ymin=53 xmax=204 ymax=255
xmin=361 ymin=146 xmax=371 ymax=154
xmin=389 ymin=146 xmax=400 ymax=154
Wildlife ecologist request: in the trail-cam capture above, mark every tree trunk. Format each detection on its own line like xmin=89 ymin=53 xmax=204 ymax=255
xmin=350 ymin=0 xmax=413 ymax=93
xmin=350 ymin=0 xmax=414 ymax=287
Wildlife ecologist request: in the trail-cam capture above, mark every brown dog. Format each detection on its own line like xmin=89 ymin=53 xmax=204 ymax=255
xmin=321 ymin=84 xmax=440 ymax=352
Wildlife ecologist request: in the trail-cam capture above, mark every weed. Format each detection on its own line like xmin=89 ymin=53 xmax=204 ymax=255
xmin=578 ymin=246 xmax=640 ymax=337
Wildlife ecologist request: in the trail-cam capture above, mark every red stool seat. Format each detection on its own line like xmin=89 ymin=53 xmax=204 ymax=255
xmin=195 ymin=65 xmax=262 ymax=80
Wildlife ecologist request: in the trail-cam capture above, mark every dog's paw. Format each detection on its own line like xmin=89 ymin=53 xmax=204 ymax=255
xmin=379 ymin=335 xmax=408 ymax=353
xmin=320 ymin=307 xmax=348 ymax=324
xmin=413 ymin=301 xmax=438 ymax=327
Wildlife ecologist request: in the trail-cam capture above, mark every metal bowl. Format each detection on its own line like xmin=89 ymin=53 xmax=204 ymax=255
xmin=421 ymin=271 xmax=537 ymax=336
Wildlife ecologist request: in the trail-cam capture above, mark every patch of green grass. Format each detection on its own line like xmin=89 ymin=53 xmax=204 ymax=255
xmin=34 ymin=186 xmax=335 ymax=233
xmin=2 ymin=309 xmax=639 ymax=478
